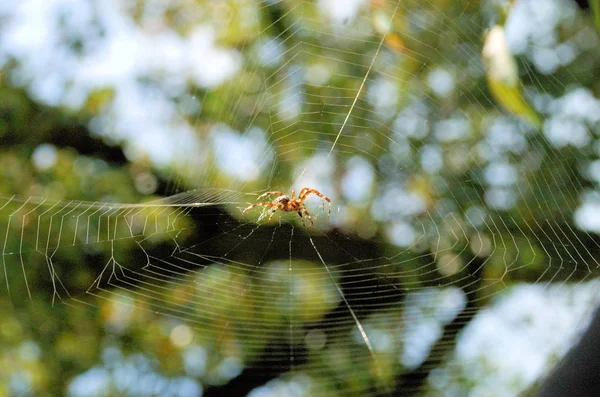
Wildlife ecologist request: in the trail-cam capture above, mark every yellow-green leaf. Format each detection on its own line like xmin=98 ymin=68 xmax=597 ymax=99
xmin=482 ymin=26 xmax=542 ymax=128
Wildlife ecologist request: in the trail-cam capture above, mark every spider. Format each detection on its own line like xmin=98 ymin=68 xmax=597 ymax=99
xmin=242 ymin=188 xmax=331 ymax=224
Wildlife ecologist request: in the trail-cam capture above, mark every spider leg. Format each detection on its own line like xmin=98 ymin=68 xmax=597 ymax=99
xmin=291 ymin=189 xmax=295 ymax=200
xmin=298 ymin=189 xmax=331 ymax=217
xmin=267 ymin=203 xmax=284 ymax=221
xmin=256 ymin=191 xmax=283 ymax=201
xmin=242 ymin=202 xmax=279 ymax=214
xmin=301 ymin=208 xmax=314 ymax=225
xmin=298 ymin=188 xmax=309 ymax=201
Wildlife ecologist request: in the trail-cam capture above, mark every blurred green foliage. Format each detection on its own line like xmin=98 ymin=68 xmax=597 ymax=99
xmin=1 ymin=1 xmax=600 ymax=396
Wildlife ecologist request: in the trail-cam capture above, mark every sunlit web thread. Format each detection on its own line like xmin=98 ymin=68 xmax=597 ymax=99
xmin=326 ymin=1 xmax=400 ymax=158
xmin=1 ymin=195 xmax=16 ymax=299
xmin=309 ymin=236 xmax=379 ymax=369
xmin=0 ymin=191 xmax=240 ymax=303
xmin=290 ymin=0 xmax=400 ymax=189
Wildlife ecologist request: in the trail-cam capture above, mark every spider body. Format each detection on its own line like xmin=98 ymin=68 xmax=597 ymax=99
xmin=242 ymin=188 xmax=331 ymax=224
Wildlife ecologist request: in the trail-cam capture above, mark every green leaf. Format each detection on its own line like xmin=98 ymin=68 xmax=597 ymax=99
xmin=592 ymin=0 xmax=600 ymax=32
xmin=482 ymin=26 xmax=542 ymax=129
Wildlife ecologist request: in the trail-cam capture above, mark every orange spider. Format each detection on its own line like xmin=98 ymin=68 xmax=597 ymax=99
xmin=242 ymin=188 xmax=331 ymax=224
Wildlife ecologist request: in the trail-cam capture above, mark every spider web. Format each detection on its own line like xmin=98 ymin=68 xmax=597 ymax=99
xmin=1 ymin=0 xmax=600 ymax=396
